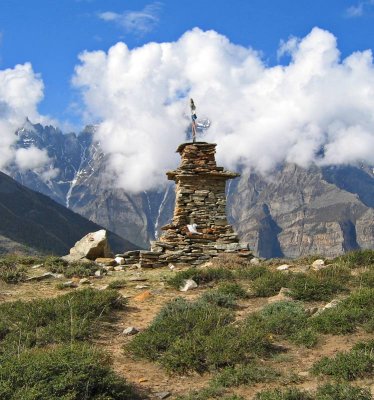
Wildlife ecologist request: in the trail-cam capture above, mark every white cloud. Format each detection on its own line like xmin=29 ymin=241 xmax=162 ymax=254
xmin=15 ymin=146 xmax=50 ymax=170
xmin=0 ymin=63 xmax=51 ymax=171
xmin=346 ymin=0 xmax=374 ymax=17
xmin=73 ymin=27 xmax=374 ymax=192
xmin=98 ymin=2 xmax=162 ymax=35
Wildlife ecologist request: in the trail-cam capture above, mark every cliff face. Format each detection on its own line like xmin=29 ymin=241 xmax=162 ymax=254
xmin=9 ymin=121 xmax=374 ymax=258
xmin=227 ymin=163 xmax=374 ymax=258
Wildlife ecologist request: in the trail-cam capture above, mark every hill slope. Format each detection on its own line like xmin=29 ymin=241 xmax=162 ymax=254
xmin=0 ymin=171 xmax=138 ymax=255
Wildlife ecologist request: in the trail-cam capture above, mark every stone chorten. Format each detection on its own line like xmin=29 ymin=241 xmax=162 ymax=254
xmin=118 ymin=141 xmax=251 ymax=267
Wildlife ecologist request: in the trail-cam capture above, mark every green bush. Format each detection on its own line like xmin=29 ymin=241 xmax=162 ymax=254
xmin=128 ymin=297 xmax=271 ymax=374
xmin=216 ymin=282 xmax=248 ymax=298
xmin=290 ymin=327 xmax=318 ymax=348
xmin=332 ymin=249 xmax=374 ymax=268
xmin=199 ymin=291 xmax=237 ymax=309
xmin=0 ymin=288 xmax=125 ymax=357
xmin=355 ymin=269 xmax=374 ymax=288
xmin=46 ymin=259 xmax=101 ymax=278
xmin=235 ymin=265 xmax=268 ymax=280
xmin=289 ymin=272 xmax=347 ymax=302
xmin=0 ymin=263 xmax=27 ymax=283
xmin=108 ymin=279 xmax=127 ymax=289
xmin=255 ymin=387 xmax=313 ymax=400
xmin=311 ymin=341 xmax=374 ymax=380
xmin=311 ymin=288 xmax=374 ymax=334
xmin=213 ymin=364 xmax=280 ymax=387
xmin=259 ymin=301 xmax=308 ymax=336
xmin=315 ymin=382 xmax=372 ymax=400
xmin=251 ymin=271 xmax=291 ymax=297
xmin=175 ymin=383 xmax=225 ymax=400
xmin=0 ymin=344 xmax=141 ymax=400
xmin=167 ymin=267 xmax=234 ymax=289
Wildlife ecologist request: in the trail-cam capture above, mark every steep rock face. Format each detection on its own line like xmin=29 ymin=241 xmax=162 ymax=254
xmin=227 ymin=163 xmax=374 ymax=258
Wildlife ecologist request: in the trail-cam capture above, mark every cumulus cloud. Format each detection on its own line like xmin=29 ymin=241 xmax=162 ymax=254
xmin=98 ymin=2 xmax=162 ymax=35
xmin=73 ymin=27 xmax=374 ymax=192
xmin=0 ymin=63 xmax=53 ymax=171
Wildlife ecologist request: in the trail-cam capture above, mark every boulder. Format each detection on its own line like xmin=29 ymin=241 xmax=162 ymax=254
xmin=63 ymin=230 xmax=112 ymax=262
xmin=179 ymin=279 xmax=198 ymax=292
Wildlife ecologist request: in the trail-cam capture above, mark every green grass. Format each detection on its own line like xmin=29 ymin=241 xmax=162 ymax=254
xmin=0 ymin=288 xmax=125 ymax=357
xmin=107 ymin=279 xmax=127 ymax=289
xmin=332 ymin=249 xmax=374 ymax=268
xmin=255 ymin=387 xmax=313 ymax=400
xmin=167 ymin=267 xmax=234 ymax=289
xmin=311 ymin=288 xmax=374 ymax=334
xmin=128 ymin=297 xmax=272 ymax=374
xmin=251 ymin=271 xmax=291 ymax=297
xmin=315 ymin=383 xmax=372 ymax=400
xmin=311 ymin=340 xmax=374 ymax=380
xmin=0 ymin=344 xmax=141 ymax=400
xmin=0 ymin=254 xmax=43 ymax=283
xmin=45 ymin=258 xmax=101 ymax=278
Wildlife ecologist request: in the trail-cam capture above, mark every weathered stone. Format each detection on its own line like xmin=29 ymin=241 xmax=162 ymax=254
xmin=277 ymin=264 xmax=290 ymax=271
xmin=312 ymin=259 xmax=326 ymax=270
xmin=250 ymin=257 xmax=260 ymax=265
xmin=123 ymin=326 xmax=139 ymax=336
xmin=179 ymin=279 xmax=198 ymax=291
xmin=115 ymin=256 xmax=125 ymax=265
xmin=26 ymin=272 xmax=54 ymax=281
xmin=64 ymin=230 xmax=112 ymax=261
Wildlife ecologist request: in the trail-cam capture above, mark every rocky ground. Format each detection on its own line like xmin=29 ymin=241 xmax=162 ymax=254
xmin=1 ymin=250 xmax=373 ymax=399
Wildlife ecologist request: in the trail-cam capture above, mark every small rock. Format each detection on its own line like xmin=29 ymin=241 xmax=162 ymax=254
xmin=96 ymin=258 xmax=117 ymax=266
xmin=155 ymin=392 xmax=171 ymax=399
xmin=135 ymin=284 xmax=149 ymax=289
xmin=129 ymin=277 xmax=148 ymax=282
xmin=169 ymin=264 xmax=176 ymax=270
xmin=79 ymin=278 xmax=90 ymax=285
xmin=312 ymin=259 xmax=325 ymax=270
xmin=52 ymin=273 xmax=64 ymax=279
xmin=31 ymin=264 xmax=43 ymax=269
xmin=114 ymin=265 xmax=124 ymax=271
xmin=268 ymin=287 xmax=292 ymax=303
xmin=323 ymin=299 xmax=341 ymax=310
xmin=98 ymin=285 xmax=109 ymax=290
xmin=277 ymin=264 xmax=290 ymax=271
xmin=115 ymin=256 xmax=125 ymax=265
xmin=250 ymin=257 xmax=260 ymax=265
xmin=298 ymin=371 xmax=309 ymax=377
xmin=94 ymin=270 xmax=102 ymax=277
xmin=62 ymin=281 xmax=78 ymax=288
xmin=26 ymin=272 xmax=54 ymax=282
xmin=123 ymin=326 xmax=139 ymax=336
xmin=138 ymin=377 xmax=148 ymax=383
xmin=103 ymin=265 xmax=114 ymax=271
xmin=179 ymin=279 xmax=198 ymax=292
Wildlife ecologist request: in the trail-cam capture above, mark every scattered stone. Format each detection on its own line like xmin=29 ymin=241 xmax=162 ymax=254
xmin=169 ymin=264 xmax=176 ymax=270
xmin=129 ymin=277 xmax=148 ymax=282
xmin=138 ymin=378 xmax=148 ymax=383
xmin=277 ymin=264 xmax=290 ymax=271
xmin=79 ymin=278 xmax=90 ymax=285
xmin=133 ymin=291 xmax=152 ymax=302
xmin=179 ymin=279 xmax=198 ymax=292
xmin=312 ymin=259 xmax=325 ymax=270
xmin=115 ymin=256 xmax=125 ymax=265
xmin=135 ymin=285 xmax=149 ymax=289
xmin=94 ymin=270 xmax=102 ymax=277
xmin=62 ymin=281 xmax=78 ymax=288
xmin=31 ymin=264 xmax=43 ymax=269
xmin=95 ymin=257 xmax=117 ymax=266
xmin=62 ymin=229 xmax=112 ymax=262
xmin=26 ymin=272 xmax=54 ymax=282
xmin=250 ymin=257 xmax=260 ymax=265
xmin=123 ymin=327 xmax=139 ymax=336
xmin=98 ymin=285 xmax=109 ymax=290
xmin=155 ymin=392 xmax=171 ymax=399
xmin=313 ymin=299 xmax=342 ymax=316
xmin=268 ymin=287 xmax=293 ymax=303
xmin=114 ymin=265 xmax=124 ymax=271
xmin=298 ymin=371 xmax=309 ymax=378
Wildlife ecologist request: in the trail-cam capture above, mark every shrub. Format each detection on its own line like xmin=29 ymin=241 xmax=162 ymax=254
xmin=311 ymin=288 xmax=374 ymax=334
xmin=0 ymin=263 xmax=27 ymax=283
xmin=255 ymin=387 xmax=313 ymax=400
xmin=260 ymin=301 xmax=308 ymax=336
xmin=290 ymin=328 xmax=318 ymax=348
xmin=213 ymin=364 xmax=280 ymax=387
xmin=108 ymin=279 xmax=126 ymax=289
xmin=129 ymin=297 xmax=271 ymax=374
xmin=0 ymin=344 xmax=141 ymax=400
xmin=289 ymin=272 xmax=347 ymax=302
xmin=175 ymin=383 xmax=225 ymax=400
xmin=251 ymin=271 xmax=291 ymax=297
xmin=333 ymin=249 xmax=374 ymax=268
xmin=199 ymin=291 xmax=237 ymax=309
xmin=315 ymin=382 xmax=372 ymax=400
xmin=167 ymin=267 xmax=234 ymax=289
xmin=355 ymin=269 xmax=374 ymax=288
xmin=235 ymin=265 xmax=269 ymax=280
xmin=46 ymin=259 xmax=100 ymax=278
xmin=0 ymin=288 xmax=125 ymax=357
xmin=216 ymin=282 xmax=248 ymax=298
xmin=311 ymin=341 xmax=374 ymax=380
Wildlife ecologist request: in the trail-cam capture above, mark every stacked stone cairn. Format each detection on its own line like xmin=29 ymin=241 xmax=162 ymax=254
xmin=118 ymin=142 xmax=252 ymax=267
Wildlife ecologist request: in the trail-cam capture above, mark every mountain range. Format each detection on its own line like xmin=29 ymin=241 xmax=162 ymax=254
xmin=6 ymin=120 xmax=374 ymax=258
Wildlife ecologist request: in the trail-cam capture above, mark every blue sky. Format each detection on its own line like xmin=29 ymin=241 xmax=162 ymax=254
xmin=1 ymin=0 xmax=373 ymax=128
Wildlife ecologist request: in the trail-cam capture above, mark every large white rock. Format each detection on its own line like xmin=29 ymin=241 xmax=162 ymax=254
xmin=312 ymin=259 xmax=325 ymax=270
xmin=63 ymin=230 xmax=112 ymax=262
xmin=277 ymin=264 xmax=290 ymax=271
xmin=179 ymin=279 xmax=198 ymax=292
